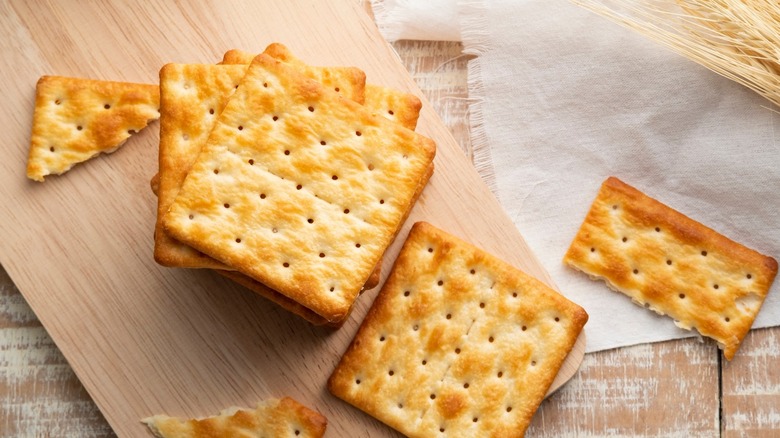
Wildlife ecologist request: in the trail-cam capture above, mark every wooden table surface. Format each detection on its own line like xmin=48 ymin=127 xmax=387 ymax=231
xmin=2 ymin=35 xmax=779 ymax=437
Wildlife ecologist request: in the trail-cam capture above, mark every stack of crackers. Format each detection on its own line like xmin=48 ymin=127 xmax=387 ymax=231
xmin=153 ymin=44 xmax=436 ymax=326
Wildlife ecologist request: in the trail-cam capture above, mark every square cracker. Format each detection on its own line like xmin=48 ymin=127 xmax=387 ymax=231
xmin=142 ymin=396 xmax=327 ymax=438
xmin=155 ymin=59 xmax=366 ymax=270
xmin=564 ymin=176 xmax=777 ymax=360
xmin=328 ymin=222 xmax=588 ymax=437
xmin=27 ymin=75 xmax=159 ymax=182
xmin=154 ymin=63 xmax=374 ymax=325
xmin=163 ymin=54 xmax=436 ymax=322
xmin=220 ymin=44 xmax=425 ymax=291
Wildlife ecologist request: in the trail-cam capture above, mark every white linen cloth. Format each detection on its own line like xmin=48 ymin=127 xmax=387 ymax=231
xmin=372 ymin=0 xmax=780 ymax=353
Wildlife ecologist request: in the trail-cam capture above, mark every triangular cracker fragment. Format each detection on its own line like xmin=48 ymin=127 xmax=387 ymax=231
xmin=163 ymin=54 xmax=435 ymax=323
xmin=564 ymin=177 xmax=777 ymax=360
xmin=329 ymin=222 xmax=588 ymax=437
xmin=142 ymin=397 xmax=327 ymax=438
xmin=27 ymin=75 xmax=159 ymax=182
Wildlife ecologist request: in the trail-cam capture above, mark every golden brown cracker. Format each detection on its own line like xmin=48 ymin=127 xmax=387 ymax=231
xmin=329 ymin=222 xmax=587 ymax=437
xmin=222 ymin=44 xmax=366 ymax=104
xmin=27 ymin=75 xmax=159 ymax=181
xmin=564 ymin=177 xmax=777 ymax=360
xmin=163 ymin=54 xmax=435 ymax=323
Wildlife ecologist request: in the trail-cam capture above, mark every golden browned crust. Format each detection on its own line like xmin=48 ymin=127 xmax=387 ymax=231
xmin=329 ymin=222 xmax=587 ymax=437
xmin=564 ymin=177 xmax=777 ymax=360
xmin=27 ymin=75 xmax=159 ymax=181
xmin=142 ymin=396 xmax=327 ymax=438
xmin=163 ymin=54 xmax=436 ymax=323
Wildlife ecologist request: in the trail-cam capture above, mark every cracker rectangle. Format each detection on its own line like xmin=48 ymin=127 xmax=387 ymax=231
xmin=163 ymin=54 xmax=436 ymax=322
xmin=328 ymin=222 xmax=587 ymax=437
xmin=564 ymin=176 xmax=777 ymax=360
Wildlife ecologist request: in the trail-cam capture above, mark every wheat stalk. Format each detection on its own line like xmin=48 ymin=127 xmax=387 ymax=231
xmin=571 ymin=0 xmax=780 ymax=107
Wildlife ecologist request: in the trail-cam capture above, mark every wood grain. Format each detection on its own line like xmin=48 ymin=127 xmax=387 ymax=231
xmin=722 ymin=327 xmax=780 ymax=438
xmin=2 ymin=6 xmax=778 ymax=436
xmin=0 ymin=1 xmax=583 ymax=436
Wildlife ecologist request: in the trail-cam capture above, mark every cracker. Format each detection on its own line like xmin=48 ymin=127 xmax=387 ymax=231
xmin=223 ymin=45 xmax=422 ymax=129
xmin=223 ymin=44 xmax=366 ymax=104
xmin=142 ymin=396 xmax=327 ymax=438
xmin=163 ymin=54 xmax=435 ymax=322
xmin=153 ymin=63 xmax=377 ymax=324
xmin=564 ymin=177 xmax=777 ymax=360
xmin=155 ymin=54 xmax=367 ymax=270
xmin=154 ymin=63 xmax=247 ymax=269
xmin=27 ymin=75 xmax=159 ymax=182
xmin=328 ymin=222 xmax=588 ymax=437
xmin=221 ymin=44 xmax=424 ymax=291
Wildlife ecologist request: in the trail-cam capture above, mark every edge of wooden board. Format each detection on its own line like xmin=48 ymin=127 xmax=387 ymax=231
xmin=0 ymin=0 xmax=586 ymax=435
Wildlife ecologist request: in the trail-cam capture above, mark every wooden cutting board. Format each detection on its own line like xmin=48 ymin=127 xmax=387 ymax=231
xmin=0 ymin=1 xmax=585 ymax=436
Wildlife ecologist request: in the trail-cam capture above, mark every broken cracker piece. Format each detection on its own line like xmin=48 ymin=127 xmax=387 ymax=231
xmin=27 ymin=75 xmax=159 ymax=182
xmin=329 ymin=222 xmax=587 ymax=437
xmin=163 ymin=54 xmax=435 ymax=323
xmin=564 ymin=176 xmax=777 ymax=360
xmin=142 ymin=396 xmax=327 ymax=438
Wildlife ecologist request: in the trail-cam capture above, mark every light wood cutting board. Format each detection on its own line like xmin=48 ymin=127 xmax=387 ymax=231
xmin=0 ymin=1 xmax=585 ymax=436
